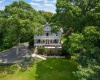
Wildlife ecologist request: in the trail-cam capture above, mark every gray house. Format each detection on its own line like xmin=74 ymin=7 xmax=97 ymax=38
xmin=34 ymin=23 xmax=62 ymax=47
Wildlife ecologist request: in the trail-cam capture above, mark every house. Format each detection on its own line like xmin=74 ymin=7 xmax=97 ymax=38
xmin=34 ymin=23 xmax=62 ymax=47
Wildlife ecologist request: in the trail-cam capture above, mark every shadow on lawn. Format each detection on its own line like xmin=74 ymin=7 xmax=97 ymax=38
xmin=0 ymin=64 xmax=18 ymax=74
xmin=0 ymin=64 xmax=18 ymax=79
xmin=35 ymin=58 xmax=78 ymax=80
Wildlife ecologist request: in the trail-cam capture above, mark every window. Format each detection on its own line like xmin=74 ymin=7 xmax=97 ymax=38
xmin=56 ymin=33 xmax=58 ymax=36
xmin=54 ymin=39 xmax=58 ymax=43
xmin=37 ymin=39 xmax=40 ymax=43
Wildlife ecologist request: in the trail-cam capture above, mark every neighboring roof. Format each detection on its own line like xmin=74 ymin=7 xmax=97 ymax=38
xmin=59 ymin=28 xmax=64 ymax=33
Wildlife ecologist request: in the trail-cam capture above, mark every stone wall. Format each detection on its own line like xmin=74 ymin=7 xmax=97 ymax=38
xmin=43 ymin=48 xmax=63 ymax=56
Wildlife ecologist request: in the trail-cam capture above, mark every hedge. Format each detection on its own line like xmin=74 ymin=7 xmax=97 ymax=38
xmin=37 ymin=47 xmax=45 ymax=54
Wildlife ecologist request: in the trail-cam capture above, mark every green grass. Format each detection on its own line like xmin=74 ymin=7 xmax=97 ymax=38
xmin=0 ymin=58 xmax=78 ymax=80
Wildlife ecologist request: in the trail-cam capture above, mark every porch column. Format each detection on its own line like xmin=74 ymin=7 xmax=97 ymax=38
xmin=52 ymin=40 xmax=53 ymax=44
xmin=49 ymin=40 xmax=50 ymax=44
xmin=45 ymin=40 xmax=46 ymax=44
xmin=41 ymin=40 xmax=42 ymax=44
xmin=59 ymin=39 xmax=60 ymax=44
xmin=34 ymin=39 xmax=35 ymax=43
xmin=60 ymin=39 xmax=61 ymax=44
xmin=34 ymin=39 xmax=37 ymax=43
xmin=42 ymin=40 xmax=44 ymax=44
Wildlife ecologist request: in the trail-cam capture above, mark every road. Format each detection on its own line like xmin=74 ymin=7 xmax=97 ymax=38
xmin=0 ymin=43 xmax=32 ymax=63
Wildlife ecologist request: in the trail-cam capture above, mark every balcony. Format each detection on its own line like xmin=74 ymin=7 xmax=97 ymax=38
xmin=34 ymin=36 xmax=61 ymax=39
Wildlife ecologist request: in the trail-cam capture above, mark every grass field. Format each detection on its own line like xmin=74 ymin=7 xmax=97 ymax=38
xmin=0 ymin=58 xmax=78 ymax=80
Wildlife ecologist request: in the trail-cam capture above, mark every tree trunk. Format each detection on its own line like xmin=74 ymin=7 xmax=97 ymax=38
xmin=16 ymin=38 xmax=20 ymax=55
xmin=16 ymin=29 xmax=21 ymax=55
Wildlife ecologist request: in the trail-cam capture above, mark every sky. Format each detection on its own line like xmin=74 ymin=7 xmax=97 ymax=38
xmin=0 ymin=0 xmax=56 ymax=13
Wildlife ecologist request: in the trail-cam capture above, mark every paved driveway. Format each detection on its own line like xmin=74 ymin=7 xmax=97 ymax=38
xmin=0 ymin=43 xmax=32 ymax=63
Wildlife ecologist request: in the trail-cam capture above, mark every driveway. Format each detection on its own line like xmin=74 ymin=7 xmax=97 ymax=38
xmin=0 ymin=43 xmax=33 ymax=63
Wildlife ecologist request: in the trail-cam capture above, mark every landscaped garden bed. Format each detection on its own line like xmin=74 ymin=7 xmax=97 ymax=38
xmin=37 ymin=47 xmax=65 ymax=56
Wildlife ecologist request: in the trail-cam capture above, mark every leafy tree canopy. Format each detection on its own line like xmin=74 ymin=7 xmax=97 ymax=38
xmin=38 ymin=10 xmax=54 ymax=22
xmin=51 ymin=0 xmax=100 ymax=32
xmin=0 ymin=1 xmax=46 ymax=51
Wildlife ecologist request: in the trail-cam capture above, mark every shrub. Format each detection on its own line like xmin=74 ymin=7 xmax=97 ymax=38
xmin=37 ymin=47 xmax=45 ymax=54
xmin=0 ymin=63 xmax=15 ymax=66
xmin=44 ymin=48 xmax=63 ymax=56
xmin=29 ymin=39 xmax=34 ymax=48
xmin=28 ymin=36 xmax=34 ymax=49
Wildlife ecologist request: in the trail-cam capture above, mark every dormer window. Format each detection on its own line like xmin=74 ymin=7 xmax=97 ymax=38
xmin=37 ymin=33 xmax=39 ymax=36
xmin=47 ymin=27 xmax=50 ymax=30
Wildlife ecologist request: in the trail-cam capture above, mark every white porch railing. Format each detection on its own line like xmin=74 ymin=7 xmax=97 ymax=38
xmin=34 ymin=43 xmax=61 ymax=47
xmin=34 ymin=36 xmax=61 ymax=39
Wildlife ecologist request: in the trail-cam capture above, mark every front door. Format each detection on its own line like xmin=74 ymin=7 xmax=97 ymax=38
xmin=46 ymin=40 xmax=49 ymax=44
xmin=46 ymin=33 xmax=49 ymax=36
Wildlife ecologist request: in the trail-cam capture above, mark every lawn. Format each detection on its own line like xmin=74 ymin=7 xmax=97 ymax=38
xmin=0 ymin=58 xmax=78 ymax=80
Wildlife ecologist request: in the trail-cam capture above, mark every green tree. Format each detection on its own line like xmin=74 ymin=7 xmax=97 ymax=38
xmin=52 ymin=0 xmax=100 ymax=32
xmin=65 ymin=26 xmax=100 ymax=80
xmin=3 ymin=1 xmax=45 ymax=54
xmin=0 ymin=10 xmax=8 ymax=51
xmin=39 ymin=10 xmax=54 ymax=22
xmin=54 ymin=0 xmax=100 ymax=80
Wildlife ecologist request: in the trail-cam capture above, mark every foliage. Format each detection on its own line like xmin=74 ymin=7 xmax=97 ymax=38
xmin=74 ymin=47 xmax=100 ymax=80
xmin=44 ymin=48 xmax=62 ymax=56
xmin=4 ymin=1 xmax=43 ymax=44
xmin=53 ymin=1 xmax=100 ymax=79
xmin=0 ymin=63 xmax=15 ymax=66
xmin=67 ymin=33 xmax=84 ymax=54
xmin=0 ymin=11 xmax=8 ymax=51
xmin=0 ymin=1 xmax=46 ymax=52
xmin=38 ymin=10 xmax=54 ymax=22
xmin=51 ymin=0 xmax=100 ymax=32
xmin=37 ymin=47 xmax=45 ymax=54
xmin=29 ymin=36 xmax=34 ymax=49
xmin=0 ymin=64 xmax=18 ymax=74
xmin=63 ymin=26 xmax=100 ymax=80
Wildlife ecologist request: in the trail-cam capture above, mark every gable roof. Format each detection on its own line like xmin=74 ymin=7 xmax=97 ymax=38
xmin=44 ymin=22 xmax=51 ymax=28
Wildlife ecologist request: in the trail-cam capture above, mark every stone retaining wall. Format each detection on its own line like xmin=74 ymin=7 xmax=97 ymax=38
xmin=43 ymin=48 xmax=64 ymax=56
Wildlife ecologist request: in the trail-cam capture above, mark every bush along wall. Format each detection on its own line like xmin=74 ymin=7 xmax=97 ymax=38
xmin=44 ymin=48 xmax=63 ymax=56
xmin=37 ymin=47 xmax=67 ymax=56
xmin=37 ymin=47 xmax=45 ymax=55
